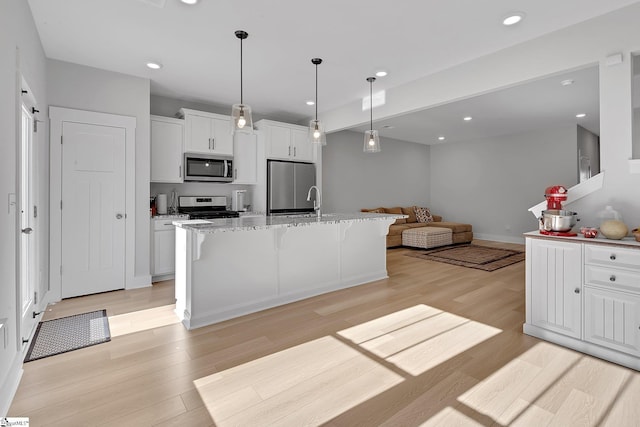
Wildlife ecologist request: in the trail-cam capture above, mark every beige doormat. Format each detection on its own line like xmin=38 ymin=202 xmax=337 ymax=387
xmin=405 ymin=244 xmax=525 ymax=272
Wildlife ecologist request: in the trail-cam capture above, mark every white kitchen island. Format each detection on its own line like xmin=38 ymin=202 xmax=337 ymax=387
xmin=173 ymin=213 xmax=403 ymax=329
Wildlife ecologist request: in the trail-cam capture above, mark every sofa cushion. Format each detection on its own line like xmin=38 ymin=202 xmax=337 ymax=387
xmin=404 ymin=222 xmax=427 ymax=228
xmin=425 ymin=221 xmax=472 ymax=233
xmin=388 ymin=224 xmax=410 ymax=236
xmin=414 ymin=206 xmax=433 ymax=223
xmin=361 ymin=207 xmax=385 ymax=213
xmin=401 ymin=206 xmax=417 ymax=223
xmin=384 ymin=207 xmax=406 ymax=224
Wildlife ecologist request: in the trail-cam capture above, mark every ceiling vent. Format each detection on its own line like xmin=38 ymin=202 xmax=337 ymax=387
xmin=136 ymin=0 xmax=166 ymax=8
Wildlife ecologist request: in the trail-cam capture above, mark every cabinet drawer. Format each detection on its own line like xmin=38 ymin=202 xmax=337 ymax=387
xmin=584 ymin=265 xmax=640 ymax=293
xmin=585 ymin=244 xmax=640 ymax=271
xmin=154 ymin=219 xmax=177 ymax=231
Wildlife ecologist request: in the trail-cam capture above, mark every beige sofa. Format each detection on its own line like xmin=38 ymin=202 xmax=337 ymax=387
xmin=362 ymin=206 xmax=473 ymax=248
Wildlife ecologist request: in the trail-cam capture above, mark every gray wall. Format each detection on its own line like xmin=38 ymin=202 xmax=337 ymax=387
xmin=430 ymin=126 xmax=578 ymax=243
xmin=322 ymin=130 xmax=430 ymax=213
xmin=0 ymin=0 xmax=48 ymax=414
xmin=48 ymin=59 xmax=151 ymax=283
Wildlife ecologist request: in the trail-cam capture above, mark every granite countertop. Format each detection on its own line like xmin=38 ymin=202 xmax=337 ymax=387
xmin=173 ymin=212 xmax=406 ymax=233
xmin=524 ymin=230 xmax=640 ymax=248
xmin=153 ymin=214 xmax=190 ymax=220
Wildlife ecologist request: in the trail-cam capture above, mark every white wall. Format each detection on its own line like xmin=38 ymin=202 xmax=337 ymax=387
xmin=322 ymin=3 xmax=640 ymax=232
xmin=430 ymin=126 xmax=578 ymax=243
xmin=47 ymin=60 xmax=151 ymax=286
xmin=322 ymin=130 xmax=430 ymax=213
xmin=0 ymin=0 xmax=48 ymax=415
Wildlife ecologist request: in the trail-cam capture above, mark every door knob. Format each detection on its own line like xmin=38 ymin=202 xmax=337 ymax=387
xmin=116 ymin=213 xmax=123 ymax=219
xmin=21 ymin=227 xmax=33 ymax=234
xmin=574 ymin=288 xmax=580 ymax=294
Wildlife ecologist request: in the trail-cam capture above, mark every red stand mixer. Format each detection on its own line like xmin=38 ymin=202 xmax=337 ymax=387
xmin=539 ymin=185 xmax=578 ymax=237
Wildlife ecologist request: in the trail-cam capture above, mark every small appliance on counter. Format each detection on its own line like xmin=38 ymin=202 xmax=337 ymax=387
xmin=156 ymin=193 xmax=168 ymax=215
xmin=178 ymin=196 xmax=239 ymax=219
xmin=232 ymin=190 xmax=247 ymax=212
xmin=538 ymin=185 xmax=578 ymax=237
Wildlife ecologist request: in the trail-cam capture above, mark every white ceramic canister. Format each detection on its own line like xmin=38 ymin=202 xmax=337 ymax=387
xmin=156 ymin=194 xmax=168 ymax=215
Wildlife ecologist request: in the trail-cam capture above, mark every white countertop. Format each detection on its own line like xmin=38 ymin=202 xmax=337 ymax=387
xmin=174 ymin=213 xmax=406 ymax=233
xmin=524 ymin=230 xmax=640 ymax=248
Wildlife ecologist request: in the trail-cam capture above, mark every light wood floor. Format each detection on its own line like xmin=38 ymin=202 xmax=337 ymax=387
xmin=9 ymin=241 xmax=640 ymax=426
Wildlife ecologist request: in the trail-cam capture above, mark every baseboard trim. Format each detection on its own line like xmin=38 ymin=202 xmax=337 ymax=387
xmin=0 ymin=354 xmax=24 ymax=417
xmin=129 ymin=275 xmax=152 ymax=290
xmin=473 ymin=233 xmax=525 ymax=245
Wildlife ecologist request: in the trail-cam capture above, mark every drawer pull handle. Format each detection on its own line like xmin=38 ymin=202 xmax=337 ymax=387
xmin=574 ymin=288 xmax=580 ymax=294
xmin=609 ymin=275 xmax=616 ymax=282
xmin=610 ymin=254 xmax=616 ymax=260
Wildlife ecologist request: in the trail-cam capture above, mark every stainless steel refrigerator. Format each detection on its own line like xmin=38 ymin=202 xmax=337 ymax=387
xmin=267 ymin=160 xmax=316 ymax=215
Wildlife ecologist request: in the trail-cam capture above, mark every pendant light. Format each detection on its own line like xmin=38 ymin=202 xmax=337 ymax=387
xmin=309 ymin=58 xmax=326 ymax=145
xmin=231 ymin=30 xmax=253 ymax=134
xmin=363 ymin=76 xmax=381 ymax=153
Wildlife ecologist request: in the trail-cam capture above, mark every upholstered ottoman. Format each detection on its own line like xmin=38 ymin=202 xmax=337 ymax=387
xmin=402 ymin=226 xmax=452 ymax=249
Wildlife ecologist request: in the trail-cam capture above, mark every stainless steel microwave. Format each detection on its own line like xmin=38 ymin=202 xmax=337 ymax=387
xmin=183 ymin=153 xmax=233 ymax=182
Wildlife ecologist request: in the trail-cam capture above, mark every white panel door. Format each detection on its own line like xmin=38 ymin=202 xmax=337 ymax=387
xmin=61 ymin=122 xmax=126 ymax=298
xmin=530 ymin=239 xmax=582 ymax=338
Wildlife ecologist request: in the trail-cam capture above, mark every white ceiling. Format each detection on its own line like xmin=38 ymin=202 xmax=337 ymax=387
xmin=27 ymin=0 xmax=637 ymax=141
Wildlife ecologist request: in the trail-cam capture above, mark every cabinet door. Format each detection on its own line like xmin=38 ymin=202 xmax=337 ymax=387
xmin=151 ymin=118 xmax=183 ymax=183
xmin=291 ymin=128 xmax=313 ymax=162
xmin=233 ymin=133 xmax=257 ymax=184
xmin=211 ymin=117 xmax=234 ymax=155
xmin=153 ymin=227 xmax=176 ymax=276
xmin=267 ymin=125 xmax=293 ymax=160
xmin=185 ymin=113 xmax=213 ymax=153
xmin=584 ymin=287 xmax=640 ymax=356
xmin=530 ymin=239 xmax=582 ymax=338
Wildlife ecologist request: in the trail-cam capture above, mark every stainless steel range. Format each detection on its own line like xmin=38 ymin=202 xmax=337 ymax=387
xmin=178 ymin=196 xmax=239 ymax=219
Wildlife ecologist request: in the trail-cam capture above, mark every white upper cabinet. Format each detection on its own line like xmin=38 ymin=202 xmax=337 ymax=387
xmin=233 ymin=132 xmax=258 ymax=184
xmin=257 ymin=120 xmax=316 ymax=163
xmin=180 ymin=108 xmax=233 ymax=156
xmin=150 ymin=115 xmax=184 ymax=183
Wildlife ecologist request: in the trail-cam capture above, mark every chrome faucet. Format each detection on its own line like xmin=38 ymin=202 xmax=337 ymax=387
xmin=306 ymin=185 xmax=322 ymax=218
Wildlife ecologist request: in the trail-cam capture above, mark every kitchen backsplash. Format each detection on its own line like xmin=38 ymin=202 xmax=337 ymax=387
xmin=150 ymin=182 xmax=254 ymax=210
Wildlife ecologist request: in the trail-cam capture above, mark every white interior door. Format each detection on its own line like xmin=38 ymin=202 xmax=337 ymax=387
xmin=19 ymin=102 xmax=36 ymax=344
xmin=61 ymin=122 xmax=126 ymax=298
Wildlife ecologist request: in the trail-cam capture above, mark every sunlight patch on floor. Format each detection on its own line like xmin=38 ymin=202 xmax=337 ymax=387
xmin=193 ymin=336 xmax=404 ymax=427
xmin=339 ymin=304 xmax=502 ymax=376
xmin=108 ymin=304 xmax=180 ymax=337
xmin=419 ymin=406 xmax=484 ymax=426
xmin=457 ymin=341 xmax=636 ymax=426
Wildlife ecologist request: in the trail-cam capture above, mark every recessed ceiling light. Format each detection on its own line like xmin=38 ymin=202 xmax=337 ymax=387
xmin=146 ymin=62 xmax=162 ymax=70
xmin=375 ymin=71 xmax=388 ymax=77
xmin=438 ymin=136 xmax=446 ymax=141
xmin=561 ymin=79 xmax=574 ymax=86
xmin=503 ymin=12 xmax=525 ymax=26
xmin=463 ymin=116 xmax=473 ymax=121
xmin=180 ymin=0 xmax=198 ymax=4
xmin=576 ymin=113 xmax=587 ymax=118
xmin=306 ymin=100 xmax=315 ymax=106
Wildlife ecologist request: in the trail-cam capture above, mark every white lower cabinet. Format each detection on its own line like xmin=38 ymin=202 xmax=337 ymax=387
xmin=525 ymin=234 xmax=640 ymax=370
xmin=529 ymin=238 xmax=582 ymax=338
xmin=152 ymin=218 xmax=177 ymax=277
xmin=584 ymin=287 xmax=640 ymax=356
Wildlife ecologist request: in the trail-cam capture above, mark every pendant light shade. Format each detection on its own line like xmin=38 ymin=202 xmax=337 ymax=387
xmin=231 ymin=30 xmax=253 ymax=134
xmin=363 ymin=77 xmax=381 ymax=153
xmin=309 ymin=58 xmax=326 ymax=145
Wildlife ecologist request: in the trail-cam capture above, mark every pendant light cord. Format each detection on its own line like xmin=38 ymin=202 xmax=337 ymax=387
xmin=240 ymin=37 xmax=243 ymax=104
xmin=369 ymin=79 xmax=373 ymax=131
xmin=315 ymin=63 xmax=318 ymax=121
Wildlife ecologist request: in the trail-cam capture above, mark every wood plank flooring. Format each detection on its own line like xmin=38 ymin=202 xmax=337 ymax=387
xmin=9 ymin=240 xmax=640 ymax=426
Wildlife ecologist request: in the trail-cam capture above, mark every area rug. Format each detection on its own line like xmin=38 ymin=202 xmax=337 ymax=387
xmin=405 ymin=244 xmax=525 ymax=272
xmin=24 ymin=309 xmax=111 ymax=362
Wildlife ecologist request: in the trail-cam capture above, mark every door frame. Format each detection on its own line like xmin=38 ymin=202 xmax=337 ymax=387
xmin=49 ymin=106 xmax=136 ymax=303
